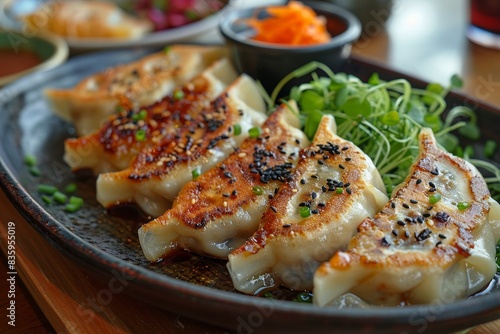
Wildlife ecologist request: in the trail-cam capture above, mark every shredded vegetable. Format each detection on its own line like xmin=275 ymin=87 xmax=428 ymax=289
xmin=266 ymin=61 xmax=500 ymax=200
xmin=246 ymin=1 xmax=330 ymax=46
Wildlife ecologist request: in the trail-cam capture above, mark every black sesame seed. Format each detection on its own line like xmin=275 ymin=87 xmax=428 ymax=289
xmin=416 ymin=228 xmax=432 ymax=241
xmin=429 ymin=188 xmax=436 ymax=192
xmin=311 ymin=175 xmax=318 ymax=179
xmin=295 ymin=139 xmax=300 ymax=145
xmin=311 ymin=192 xmax=317 ymax=199
xmin=270 ymin=206 xmax=277 ymax=213
xmin=268 ymin=195 xmax=274 ymax=199
xmin=318 ymin=160 xmax=324 ymax=165
xmin=434 ymin=211 xmax=450 ymax=223
xmin=423 ymin=213 xmax=431 ymax=218
xmin=392 ymin=230 xmax=399 ymax=236
xmin=436 ymin=241 xmax=442 ymax=247
xmin=381 ymin=237 xmax=390 ymax=246
xmin=318 ymin=202 xmax=326 ymax=207
xmin=274 ymin=188 xmax=279 ymax=194
xmin=405 ymin=230 xmax=410 ymax=238
xmin=311 ymin=209 xmax=319 ymax=214
xmin=438 ymin=234 xmax=447 ymax=239
xmin=402 ymin=203 xmax=410 ymax=209
xmin=429 ymin=181 xmax=436 ymax=188
xmin=426 ymin=206 xmax=434 ymax=211
xmin=283 ymin=224 xmax=291 ymax=228
xmin=397 ymin=220 xmax=406 ymax=226
xmin=321 ymin=185 xmax=327 ymax=192
xmin=345 ymin=157 xmax=351 ymax=161
xmin=342 ymin=146 xmax=349 ymax=151
xmin=300 ymin=179 xmax=306 ymax=185
xmin=299 ymin=202 xmax=307 ymax=207
xmin=431 ymin=168 xmax=439 ymax=176
xmin=232 ymin=190 xmax=237 ymax=196
xmin=346 ymin=188 xmax=352 ymax=194
xmin=416 ymin=217 xmax=424 ymax=224
xmin=222 ymin=193 xmax=230 ymax=197
xmin=391 ymin=202 xmax=396 ymax=209
xmin=405 ymin=217 xmax=413 ymax=223
xmin=416 ymin=179 xmax=422 ymax=184
xmin=339 ymin=164 xmax=345 ymax=169
xmin=344 ymin=182 xmax=350 ymax=188
xmin=410 ymin=199 xmax=418 ymax=204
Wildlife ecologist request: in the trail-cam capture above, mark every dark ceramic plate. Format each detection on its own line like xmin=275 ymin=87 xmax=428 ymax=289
xmin=0 ymin=49 xmax=499 ymax=334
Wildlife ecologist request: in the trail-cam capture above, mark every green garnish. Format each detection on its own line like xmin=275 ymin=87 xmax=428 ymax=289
xmin=164 ymin=46 xmax=171 ymax=53
xmin=248 ymin=127 xmax=262 ymax=138
xmin=24 ymin=154 xmax=37 ymax=167
xmin=191 ymin=167 xmax=201 ymax=180
xmin=37 ymin=184 xmax=58 ymax=195
xmin=233 ymin=124 xmax=242 ymax=136
xmin=135 ymin=129 xmax=146 ymax=141
xmin=41 ymin=195 xmax=52 ymax=205
xmin=29 ymin=166 xmax=41 ymax=177
xmin=64 ymin=183 xmax=77 ymax=194
xmin=429 ymin=193 xmax=442 ymax=205
xmin=457 ymin=202 xmax=470 ymax=210
xmin=484 ymin=140 xmax=497 ymax=158
xmin=64 ymin=196 xmax=84 ymax=213
xmin=252 ymin=186 xmax=263 ymax=195
xmin=299 ymin=206 xmax=311 ymax=218
xmin=53 ymin=191 xmax=67 ymax=204
xmin=173 ymin=90 xmax=185 ymax=100
xmin=335 ymin=188 xmax=343 ymax=194
xmin=132 ymin=109 xmax=147 ymax=122
xmin=265 ymin=62 xmax=500 ymax=198
xmin=293 ymin=292 xmax=313 ymax=303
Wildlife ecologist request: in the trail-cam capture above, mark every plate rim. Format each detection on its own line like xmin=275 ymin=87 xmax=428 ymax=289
xmin=0 ymin=48 xmax=499 ymax=333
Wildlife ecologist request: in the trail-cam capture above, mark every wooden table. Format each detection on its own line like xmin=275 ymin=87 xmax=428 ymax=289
xmin=1 ymin=0 xmax=500 ymax=333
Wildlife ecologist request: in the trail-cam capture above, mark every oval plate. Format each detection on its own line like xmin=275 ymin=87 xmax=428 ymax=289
xmin=0 ymin=0 xmax=231 ymax=51
xmin=0 ymin=49 xmax=499 ymax=334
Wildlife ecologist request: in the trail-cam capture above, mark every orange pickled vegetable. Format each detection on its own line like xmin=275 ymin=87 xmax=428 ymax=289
xmin=246 ymin=1 xmax=331 ymax=46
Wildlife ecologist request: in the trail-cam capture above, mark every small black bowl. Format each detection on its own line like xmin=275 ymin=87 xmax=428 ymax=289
xmin=219 ymin=1 xmax=361 ymax=95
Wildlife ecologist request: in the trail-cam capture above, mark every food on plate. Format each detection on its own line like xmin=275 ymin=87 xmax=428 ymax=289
xmin=46 ymin=45 xmax=227 ymax=135
xmin=21 ymin=0 xmax=152 ymax=39
xmin=314 ymin=128 xmax=500 ymax=306
xmin=227 ymin=115 xmax=388 ymax=294
xmin=245 ymin=1 xmax=330 ymax=45
xmin=64 ymin=57 xmax=237 ymax=174
xmin=138 ymin=102 xmax=309 ymax=261
xmin=96 ymin=74 xmax=267 ymax=217
xmin=134 ymin=0 xmax=226 ymax=31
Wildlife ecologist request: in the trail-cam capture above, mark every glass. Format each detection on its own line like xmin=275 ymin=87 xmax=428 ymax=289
xmin=467 ymin=0 xmax=500 ymax=49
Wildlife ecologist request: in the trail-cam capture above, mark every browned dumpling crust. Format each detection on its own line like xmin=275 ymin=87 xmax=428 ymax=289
xmin=139 ymin=102 xmax=309 ymax=260
xmin=314 ymin=128 xmax=500 ymax=307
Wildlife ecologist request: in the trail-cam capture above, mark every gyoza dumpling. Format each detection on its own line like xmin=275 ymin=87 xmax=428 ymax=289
xmin=227 ymin=115 xmax=388 ymax=294
xmin=46 ymin=45 xmax=227 ymax=135
xmin=138 ymin=102 xmax=309 ymax=261
xmin=22 ymin=0 xmax=152 ymax=39
xmin=64 ymin=58 xmax=237 ymax=174
xmin=314 ymin=128 xmax=500 ymax=307
xmin=96 ymin=74 xmax=267 ymax=217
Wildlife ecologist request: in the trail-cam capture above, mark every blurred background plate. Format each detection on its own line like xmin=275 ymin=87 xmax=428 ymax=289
xmin=0 ymin=0 xmax=240 ymax=51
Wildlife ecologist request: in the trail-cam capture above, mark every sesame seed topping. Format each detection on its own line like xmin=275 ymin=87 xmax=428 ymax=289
xmin=345 ymin=157 xmax=351 ymax=161
xmin=311 ymin=209 xmax=319 ymax=214
xmin=222 ymin=193 xmax=230 ymax=197
xmin=232 ymin=190 xmax=237 ymax=196
xmin=318 ymin=160 xmax=324 ymax=165
xmin=311 ymin=175 xmax=318 ymax=179
xmin=428 ymin=181 xmax=436 ymax=188
xmin=402 ymin=203 xmax=410 ymax=209
xmin=283 ymin=224 xmax=291 ymax=228
xmin=339 ymin=164 xmax=345 ymax=169
xmin=391 ymin=202 xmax=396 ymax=209
xmin=416 ymin=179 xmax=422 ymax=184
xmin=430 ymin=168 xmax=439 ymax=176
xmin=342 ymin=146 xmax=349 ymax=151
xmin=397 ymin=220 xmax=406 ymax=226
xmin=311 ymin=192 xmax=317 ymax=199
xmin=300 ymin=179 xmax=306 ymax=184
xmin=346 ymin=188 xmax=352 ymax=194
xmin=271 ymin=206 xmax=277 ymax=213
xmin=318 ymin=202 xmax=325 ymax=207
xmin=438 ymin=234 xmax=447 ymax=239
xmin=410 ymin=199 xmax=418 ymax=204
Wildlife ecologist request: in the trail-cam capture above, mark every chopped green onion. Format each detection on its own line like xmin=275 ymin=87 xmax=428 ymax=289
xmin=173 ymin=90 xmax=184 ymax=100
xmin=248 ymin=127 xmax=262 ymax=139
xmin=192 ymin=167 xmax=201 ymax=180
xmin=53 ymin=191 xmax=67 ymax=204
xmin=335 ymin=188 xmax=343 ymax=194
xmin=429 ymin=193 xmax=442 ymax=204
xmin=115 ymin=105 xmax=124 ymax=113
xmin=457 ymin=202 xmax=470 ymax=210
xmin=450 ymin=74 xmax=464 ymax=89
xmin=233 ymin=124 xmax=242 ymax=136
xmin=65 ymin=196 xmax=84 ymax=212
xmin=484 ymin=140 xmax=497 ymax=158
xmin=252 ymin=186 xmax=263 ymax=195
xmin=263 ymin=292 xmax=274 ymax=299
xmin=164 ymin=46 xmax=171 ymax=53
xmin=132 ymin=109 xmax=147 ymax=121
xmin=37 ymin=184 xmax=58 ymax=195
xmin=293 ymin=292 xmax=313 ymax=303
xmin=64 ymin=183 xmax=77 ymax=194
xmin=24 ymin=154 xmax=37 ymax=167
xmin=41 ymin=195 xmax=52 ymax=205
xmin=135 ymin=129 xmax=146 ymax=141
xmin=29 ymin=166 xmax=41 ymax=177
xmin=299 ymin=206 xmax=311 ymax=218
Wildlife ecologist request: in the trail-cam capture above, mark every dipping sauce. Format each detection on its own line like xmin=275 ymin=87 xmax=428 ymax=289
xmin=0 ymin=48 xmax=41 ymax=77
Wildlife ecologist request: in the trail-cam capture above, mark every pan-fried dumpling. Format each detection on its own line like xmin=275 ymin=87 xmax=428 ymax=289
xmin=22 ymin=0 xmax=152 ymax=39
xmin=138 ymin=102 xmax=309 ymax=261
xmin=96 ymin=74 xmax=267 ymax=217
xmin=64 ymin=58 xmax=237 ymax=174
xmin=46 ymin=45 xmax=227 ymax=135
xmin=314 ymin=128 xmax=500 ymax=307
xmin=227 ymin=115 xmax=388 ymax=294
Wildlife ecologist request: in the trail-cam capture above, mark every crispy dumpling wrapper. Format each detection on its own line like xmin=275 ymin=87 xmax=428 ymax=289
xmin=46 ymin=44 xmax=227 ymax=135
xmin=138 ymin=101 xmax=309 ymax=261
xmin=227 ymin=115 xmax=388 ymax=294
xmin=314 ymin=128 xmax=500 ymax=307
xmin=64 ymin=57 xmax=237 ymax=174
xmin=96 ymin=74 xmax=267 ymax=217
